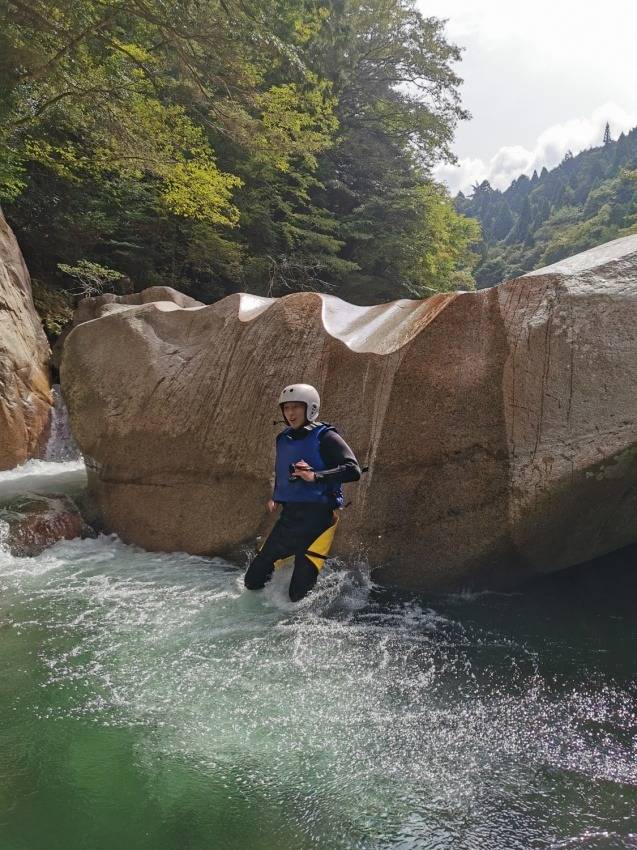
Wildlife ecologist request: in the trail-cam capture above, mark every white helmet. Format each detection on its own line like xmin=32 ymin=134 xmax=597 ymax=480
xmin=278 ymin=383 xmax=320 ymax=422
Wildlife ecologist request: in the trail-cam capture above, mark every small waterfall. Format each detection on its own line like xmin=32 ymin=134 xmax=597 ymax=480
xmin=44 ymin=384 xmax=81 ymax=462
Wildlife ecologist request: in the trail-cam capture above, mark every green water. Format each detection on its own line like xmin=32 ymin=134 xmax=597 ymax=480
xmin=1 ymin=462 xmax=636 ymax=850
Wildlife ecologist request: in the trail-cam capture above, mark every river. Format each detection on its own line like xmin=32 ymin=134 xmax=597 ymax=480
xmin=1 ymin=460 xmax=636 ymax=850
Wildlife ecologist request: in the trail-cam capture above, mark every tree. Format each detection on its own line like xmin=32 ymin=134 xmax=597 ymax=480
xmin=57 ymin=260 xmax=124 ymax=297
xmin=308 ymin=0 xmax=472 ymax=300
xmin=342 ymin=182 xmax=480 ymax=301
xmin=603 ymin=122 xmax=612 ymax=145
xmin=505 ymin=197 xmax=532 ymax=245
xmin=491 ymin=202 xmax=514 ymax=241
xmin=467 ymin=128 xmax=637 ymax=287
xmin=2 ymin=0 xmax=476 ymax=312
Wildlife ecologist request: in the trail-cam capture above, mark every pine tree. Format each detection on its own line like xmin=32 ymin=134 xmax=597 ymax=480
xmin=603 ymin=122 xmax=612 ymax=145
xmin=613 ymin=132 xmax=629 ymax=168
xmin=506 ymin=197 xmax=532 ymax=244
xmin=533 ymin=197 xmax=551 ymax=227
xmin=461 ymin=120 xmax=637 ymax=288
xmin=491 ymin=202 xmax=514 ymax=240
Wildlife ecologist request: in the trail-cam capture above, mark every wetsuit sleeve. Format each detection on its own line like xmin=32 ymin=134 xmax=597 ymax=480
xmin=316 ymin=430 xmax=361 ymax=483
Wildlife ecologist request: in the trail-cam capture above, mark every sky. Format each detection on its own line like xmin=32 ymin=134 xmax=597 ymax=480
xmin=417 ymin=0 xmax=637 ymax=195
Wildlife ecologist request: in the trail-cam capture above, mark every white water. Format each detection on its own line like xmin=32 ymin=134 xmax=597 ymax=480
xmin=1 ymin=461 xmax=636 ymax=850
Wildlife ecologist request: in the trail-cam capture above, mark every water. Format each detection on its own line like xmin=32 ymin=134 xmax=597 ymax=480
xmin=43 ymin=385 xmax=81 ymax=463
xmin=0 ymin=462 xmax=636 ymax=850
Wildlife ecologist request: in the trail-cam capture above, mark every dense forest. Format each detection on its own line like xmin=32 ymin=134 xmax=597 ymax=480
xmin=456 ymin=124 xmax=637 ymax=288
xmin=1 ymin=0 xmax=481 ymax=338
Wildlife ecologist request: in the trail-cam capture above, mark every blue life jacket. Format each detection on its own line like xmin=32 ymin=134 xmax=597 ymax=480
xmin=273 ymin=423 xmax=344 ymax=508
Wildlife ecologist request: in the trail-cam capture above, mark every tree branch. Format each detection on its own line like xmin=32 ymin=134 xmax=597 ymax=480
xmin=16 ymin=9 xmax=121 ymax=81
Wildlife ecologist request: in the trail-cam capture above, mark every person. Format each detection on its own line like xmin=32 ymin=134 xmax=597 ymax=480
xmin=244 ymin=383 xmax=361 ymax=601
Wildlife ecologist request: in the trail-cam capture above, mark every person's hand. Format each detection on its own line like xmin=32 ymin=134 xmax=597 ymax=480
xmin=291 ymin=460 xmax=316 ymax=482
xmin=266 ymin=499 xmax=278 ymax=513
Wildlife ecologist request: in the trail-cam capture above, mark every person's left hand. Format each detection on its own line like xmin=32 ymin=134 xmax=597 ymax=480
xmin=292 ymin=460 xmax=316 ymax=482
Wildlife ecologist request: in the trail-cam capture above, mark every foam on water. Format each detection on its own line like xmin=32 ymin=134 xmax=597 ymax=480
xmin=1 ymin=461 xmax=636 ymax=850
xmin=0 ymin=458 xmax=86 ymax=482
xmin=0 ymin=458 xmax=87 ymax=505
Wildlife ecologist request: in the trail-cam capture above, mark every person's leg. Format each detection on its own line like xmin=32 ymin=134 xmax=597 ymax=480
xmin=288 ymin=507 xmax=336 ymax=602
xmin=244 ymin=522 xmax=292 ymax=590
xmin=245 ymin=504 xmax=334 ymax=598
xmin=243 ymin=550 xmax=276 ymax=590
xmin=288 ymin=554 xmax=319 ymax=602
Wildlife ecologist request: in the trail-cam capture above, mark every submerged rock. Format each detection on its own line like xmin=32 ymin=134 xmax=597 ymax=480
xmin=0 ymin=492 xmax=96 ymax=557
xmin=60 ymin=234 xmax=637 ymax=590
xmin=0 ymin=208 xmax=52 ymax=470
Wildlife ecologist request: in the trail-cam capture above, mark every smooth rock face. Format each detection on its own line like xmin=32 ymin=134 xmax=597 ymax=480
xmin=0 ymin=208 xmax=52 ymax=470
xmin=0 ymin=493 xmax=96 ymax=557
xmin=72 ymin=287 xmax=202 ymax=326
xmin=61 ymin=234 xmax=637 ymax=590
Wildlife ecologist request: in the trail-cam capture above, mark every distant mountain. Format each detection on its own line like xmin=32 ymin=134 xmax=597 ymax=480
xmin=455 ymin=125 xmax=637 ymax=287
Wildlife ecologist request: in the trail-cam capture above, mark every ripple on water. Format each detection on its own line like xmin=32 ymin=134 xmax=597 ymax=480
xmin=1 ymin=469 xmax=637 ymax=849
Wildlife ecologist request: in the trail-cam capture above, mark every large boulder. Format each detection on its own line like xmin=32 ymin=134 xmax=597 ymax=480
xmin=60 ymin=234 xmax=637 ymax=590
xmin=72 ymin=286 xmax=202 ymax=326
xmin=0 ymin=209 xmax=52 ymax=470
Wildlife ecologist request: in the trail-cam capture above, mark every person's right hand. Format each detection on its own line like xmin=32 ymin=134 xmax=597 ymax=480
xmin=266 ymin=499 xmax=278 ymax=513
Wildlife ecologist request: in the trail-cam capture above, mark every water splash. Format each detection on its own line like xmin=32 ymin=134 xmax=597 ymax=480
xmin=0 ymin=462 xmax=636 ymax=850
xmin=0 ymin=457 xmax=86 ymax=508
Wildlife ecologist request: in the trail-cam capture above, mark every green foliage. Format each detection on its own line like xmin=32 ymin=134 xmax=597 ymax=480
xmin=342 ymin=184 xmax=480 ymax=300
xmin=457 ymin=129 xmax=637 ymax=286
xmin=1 ymin=0 xmax=474 ymax=330
xmin=256 ymin=76 xmax=338 ymax=172
xmin=31 ymin=279 xmax=74 ymax=336
xmin=0 ymin=147 xmax=25 ymax=200
xmin=57 ymin=260 xmax=124 ymax=296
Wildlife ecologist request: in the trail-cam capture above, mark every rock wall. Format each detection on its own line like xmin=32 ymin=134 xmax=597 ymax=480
xmin=61 ymin=235 xmax=637 ymax=590
xmin=0 ymin=208 xmax=52 ymax=470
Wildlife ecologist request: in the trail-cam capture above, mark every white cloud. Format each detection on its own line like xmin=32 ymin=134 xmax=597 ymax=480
xmin=422 ymin=0 xmax=637 ymax=66
xmin=435 ymin=102 xmax=637 ymax=195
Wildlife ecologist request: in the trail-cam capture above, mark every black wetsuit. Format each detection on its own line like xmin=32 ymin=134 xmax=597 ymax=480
xmin=244 ymin=425 xmax=361 ymax=601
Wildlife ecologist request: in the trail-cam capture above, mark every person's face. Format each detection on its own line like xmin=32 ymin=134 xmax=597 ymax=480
xmin=282 ymin=401 xmax=307 ymax=429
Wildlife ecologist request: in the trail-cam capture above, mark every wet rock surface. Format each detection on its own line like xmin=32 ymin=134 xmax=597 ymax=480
xmin=0 ymin=492 xmax=96 ymax=557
